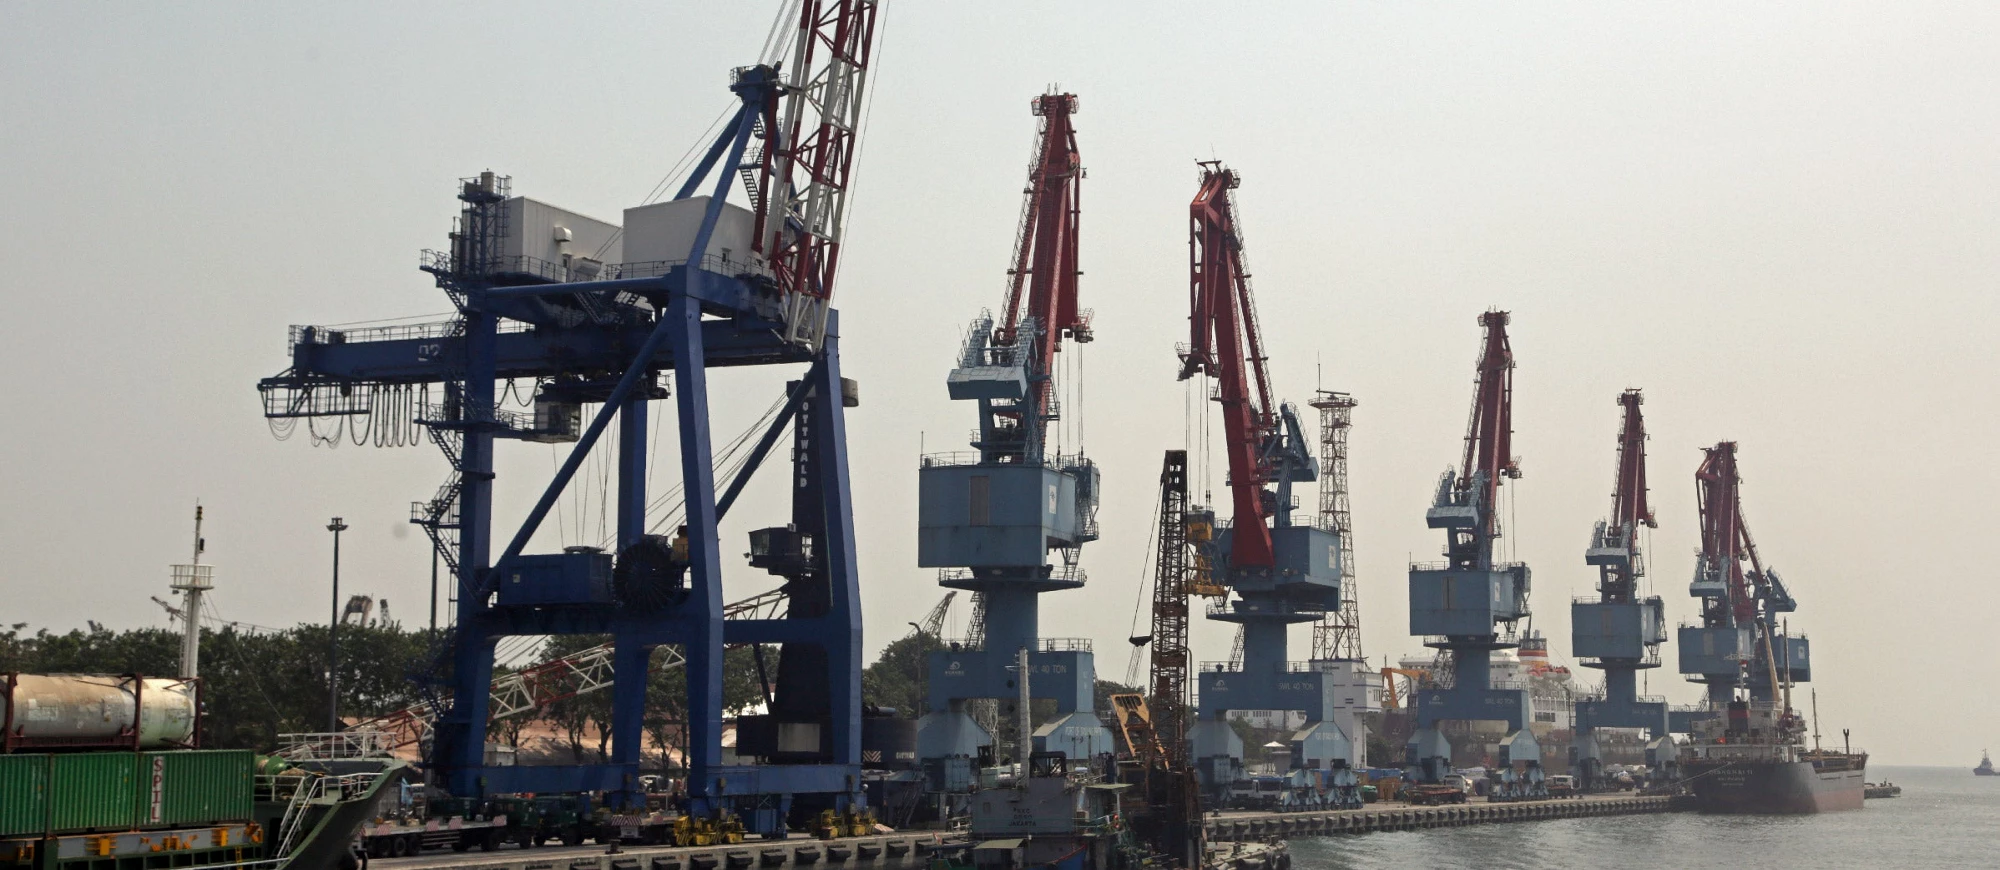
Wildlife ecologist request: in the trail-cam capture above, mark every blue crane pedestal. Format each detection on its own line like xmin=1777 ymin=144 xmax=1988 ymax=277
xmin=914 ymin=348 xmax=1110 ymax=767
xmin=1189 ymin=521 xmax=1348 ymax=797
xmin=1571 ymin=535 xmax=1669 ymax=784
xmin=1404 ymin=559 xmax=1533 ymax=782
xmin=916 ymin=644 xmax=1110 ymax=761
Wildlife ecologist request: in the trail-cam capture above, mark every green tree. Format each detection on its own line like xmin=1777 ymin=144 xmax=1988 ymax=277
xmin=861 ymin=632 xmax=943 ymax=718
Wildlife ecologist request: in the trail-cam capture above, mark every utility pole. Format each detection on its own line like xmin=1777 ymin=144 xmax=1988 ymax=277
xmin=169 ymin=504 xmax=213 ymax=678
xmin=327 ymin=516 xmax=349 ymax=732
xmin=1016 ymin=647 xmax=1032 ymax=770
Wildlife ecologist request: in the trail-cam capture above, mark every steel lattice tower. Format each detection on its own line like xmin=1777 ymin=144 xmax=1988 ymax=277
xmin=1310 ymin=391 xmax=1361 ymax=661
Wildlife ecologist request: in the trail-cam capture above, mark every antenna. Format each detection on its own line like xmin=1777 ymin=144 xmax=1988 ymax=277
xmin=168 ymin=503 xmax=215 ymax=678
xmin=1810 ymin=688 xmax=1821 ymax=752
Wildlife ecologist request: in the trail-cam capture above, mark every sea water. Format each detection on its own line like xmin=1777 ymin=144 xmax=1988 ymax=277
xmin=1287 ymin=766 xmax=1990 ymax=869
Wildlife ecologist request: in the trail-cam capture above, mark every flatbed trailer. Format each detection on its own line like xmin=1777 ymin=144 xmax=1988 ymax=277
xmin=360 ymin=814 xmax=514 ymax=858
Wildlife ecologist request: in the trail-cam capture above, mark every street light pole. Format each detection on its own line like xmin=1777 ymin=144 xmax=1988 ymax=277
xmin=327 ymin=517 xmax=348 ymax=733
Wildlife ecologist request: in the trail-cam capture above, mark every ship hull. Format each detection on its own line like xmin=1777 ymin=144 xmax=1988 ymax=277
xmin=1685 ymin=759 xmax=1864 ymax=813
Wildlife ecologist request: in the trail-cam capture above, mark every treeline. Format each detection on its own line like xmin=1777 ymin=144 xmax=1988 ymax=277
xmin=1 ymin=622 xmax=433 ymax=751
xmin=0 ymin=621 xmax=941 ymax=762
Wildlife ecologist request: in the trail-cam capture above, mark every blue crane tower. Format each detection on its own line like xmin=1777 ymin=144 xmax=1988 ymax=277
xmin=1405 ymin=311 xmax=1534 ymax=783
xmin=255 ymin=2 xmax=883 ymax=839
xmin=1570 ymin=390 xmax=1671 ymax=790
xmin=1678 ymin=442 xmax=1810 ymax=716
xmin=1174 ymin=164 xmax=1345 ymax=798
xmin=916 ymin=92 xmax=1113 ymax=768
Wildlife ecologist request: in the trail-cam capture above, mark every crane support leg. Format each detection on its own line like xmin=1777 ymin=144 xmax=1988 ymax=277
xmin=671 ymin=289 xmax=729 ymax=812
xmin=810 ymin=335 xmax=866 ymax=781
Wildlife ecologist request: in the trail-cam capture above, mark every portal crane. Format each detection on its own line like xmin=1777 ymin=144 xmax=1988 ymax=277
xmin=1404 ymin=311 xmax=1535 ymax=783
xmin=1178 ymin=163 xmax=1346 ymax=797
xmin=1677 ymin=443 xmax=1809 ymax=713
xmin=256 ymin=1 xmax=882 ymax=838
xmin=1571 ymin=390 xmax=1670 ymax=788
xmin=916 ymin=92 xmax=1111 ymax=770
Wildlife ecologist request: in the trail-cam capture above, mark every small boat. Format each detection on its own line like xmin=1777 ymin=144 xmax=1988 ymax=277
xmin=1977 ymin=750 xmax=1996 ymax=776
xmin=1863 ymin=782 xmax=1901 ymax=799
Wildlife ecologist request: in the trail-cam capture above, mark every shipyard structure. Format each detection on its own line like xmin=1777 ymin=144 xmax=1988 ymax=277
xmin=56 ymin=4 xmax=1866 ymax=867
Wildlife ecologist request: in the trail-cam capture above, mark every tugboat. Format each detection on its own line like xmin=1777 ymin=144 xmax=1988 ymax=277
xmin=1679 ymin=700 xmax=1867 ymax=813
xmin=1976 ymin=750 xmax=1996 ymax=776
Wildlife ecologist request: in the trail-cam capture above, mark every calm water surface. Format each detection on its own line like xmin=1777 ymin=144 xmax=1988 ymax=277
xmin=1288 ymin=766 xmax=1991 ymax=869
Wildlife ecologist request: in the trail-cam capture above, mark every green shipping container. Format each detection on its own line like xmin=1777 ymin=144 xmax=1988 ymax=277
xmin=0 ymin=754 xmax=51 ymax=837
xmin=138 ymin=750 xmax=254 ymax=827
xmin=49 ymin=752 xmax=139 ymax=833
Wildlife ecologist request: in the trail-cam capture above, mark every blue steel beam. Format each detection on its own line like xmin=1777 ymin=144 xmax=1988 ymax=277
xmin=277 ymin=316 xmax=813 ymax=388
xmin=668 ymin=288 xmax=729 ymax=810
xmin=484 ymin=103 xmax=761 ymax=594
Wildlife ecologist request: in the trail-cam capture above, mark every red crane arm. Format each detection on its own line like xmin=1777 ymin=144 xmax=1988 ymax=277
xmin=1460 ymin=311 xmax=1518 ymax=539
xmin=1183 ymin=163 xmax=1276 ymax=567
xmin=1696 ymin=442 xmax=1755 ymax=624
xmin=993 ymin=92 xmax=1087 ymax=439
xmin=1611 ymin=389 xmax=1656 ymax=533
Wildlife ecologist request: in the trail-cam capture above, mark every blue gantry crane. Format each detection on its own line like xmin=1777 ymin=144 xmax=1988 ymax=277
xmin=1173 ymin=163 xmax=1346 ymax=798
xmin=1678 ymin=442 xmax=1810 ymax=715
xmin=257 ymin=2 xmax=882 ymax=838
xmin=915 ymin=92 xmax=1114 ymax=770
xmin=1404 ymin=311 xmax=1534 ymax=783
xmin=1570 ymin=390 xmax=1671 ymax=790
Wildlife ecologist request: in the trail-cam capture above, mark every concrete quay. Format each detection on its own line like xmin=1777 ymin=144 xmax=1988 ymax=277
xmin=367 ymin=832 xmax=937 ymax=870
xmin=1203 ymin=794 xmax=1680 ymax=841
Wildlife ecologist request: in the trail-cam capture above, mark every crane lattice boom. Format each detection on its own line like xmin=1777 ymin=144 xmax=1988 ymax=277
xmin=752 ymin=0 xmax=879 ymax=348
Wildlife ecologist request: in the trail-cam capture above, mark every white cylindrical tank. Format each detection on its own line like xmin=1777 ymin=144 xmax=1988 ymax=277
xmin=2 ymin=674 xmax=198 ymax=748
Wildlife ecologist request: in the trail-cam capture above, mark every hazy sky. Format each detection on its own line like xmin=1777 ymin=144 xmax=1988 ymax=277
xmin=4 ymin=2 xmax=1995 ymax=765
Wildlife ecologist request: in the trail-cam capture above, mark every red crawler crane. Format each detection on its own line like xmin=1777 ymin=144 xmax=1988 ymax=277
xmin=1180 ymin=162 xmax=1284 ymax=568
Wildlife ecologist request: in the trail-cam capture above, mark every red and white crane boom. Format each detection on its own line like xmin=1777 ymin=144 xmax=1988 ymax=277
xmin=750 ymin=0 xmax=879 ymax=348
xmin=1180 ymin=162 xmax=1286 ymax=568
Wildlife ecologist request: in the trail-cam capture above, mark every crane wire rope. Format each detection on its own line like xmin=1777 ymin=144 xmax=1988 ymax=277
xmin=1122 ymin=489 xmax=1163 ymax=688
xmin=199 ymin=596 xmax=289 ymax=724
xmin=631 ymin=393 xmax=783 ymax=525
xmin=318 ymin=311 xmax=456 ymax=330
xmin=594 ymin=392 xmax=786 ymax=550
xmin=758 ymin=0 xmax=804 ymax=66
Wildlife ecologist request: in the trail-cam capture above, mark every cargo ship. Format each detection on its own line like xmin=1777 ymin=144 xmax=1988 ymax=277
xmin=2 ymin=673 xmax=401 ymax=870
xmin=1679 ymin=700 xmax=1865 ymax=813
